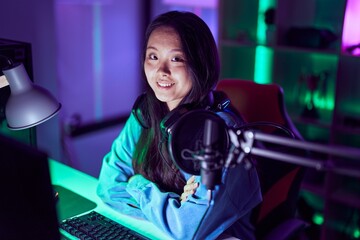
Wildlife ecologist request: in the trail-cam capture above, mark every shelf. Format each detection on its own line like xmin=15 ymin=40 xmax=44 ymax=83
xmin=333 ymin=125 xmax=360 ymax=135
xmin=331 ymin=189 xmax=360 ymax=209
xmin=218 ymin=1 xmax=360 ymax=239
xmin=220 ymin=39 xmax=258 ymax=48
xmin=291 ymin=116 xmax=332 ymax=129
xmin=302 ymin=181 xmax=360 ymax=209
xmin=221 ymin=38 xmax=340 ymax=56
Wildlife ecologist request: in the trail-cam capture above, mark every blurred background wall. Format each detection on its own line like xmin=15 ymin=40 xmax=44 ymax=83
xmin=0 ymin=0 xmax=218 ymax=177
xmin=1 ymin=1 xmax=360 ymax=240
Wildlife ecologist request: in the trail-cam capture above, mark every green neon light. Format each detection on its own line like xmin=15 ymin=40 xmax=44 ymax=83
xmin=354 ymin=228 xmax=360 ymax=238
xmin=257 ymin=0 xmax=275 ymax=45
xmin=254 ymin=46 xmax=273 ymax=84
xmin=312 ymin=213 xmax=324 ymax=225
xmin=254 ymin=0 xmax=275 ymax=84
xmin=304 ymin=91 xmax=335 ymax=111
xmin=305 ymin=54 xmax=337 ymax=111
xmin=256 ymin=0 xmax=275 ymax=44
xmin=312 ymin=213 xmax=360 ymax=239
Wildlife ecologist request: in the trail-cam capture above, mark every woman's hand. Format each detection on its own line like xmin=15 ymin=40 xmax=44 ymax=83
xmin=180 ymin=175 xmax=199 ymax=202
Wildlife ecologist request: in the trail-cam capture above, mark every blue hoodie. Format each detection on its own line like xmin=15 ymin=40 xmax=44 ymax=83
xmin=97 ymin=112 xmax=262 ymax=240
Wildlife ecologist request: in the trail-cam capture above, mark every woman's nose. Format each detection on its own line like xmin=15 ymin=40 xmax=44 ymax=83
xmin=157 ymin=61 xmax=170 ymax=76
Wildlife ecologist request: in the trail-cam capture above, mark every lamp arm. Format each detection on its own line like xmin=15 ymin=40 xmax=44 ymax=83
xmin=226 ymin=128 xmax=360 ymax=178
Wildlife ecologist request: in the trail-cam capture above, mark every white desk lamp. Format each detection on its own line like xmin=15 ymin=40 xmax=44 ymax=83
xmin=1 ymin=62 xmax=61 ymax=130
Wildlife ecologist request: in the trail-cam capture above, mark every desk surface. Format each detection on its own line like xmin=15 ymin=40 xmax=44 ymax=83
xmin=49 ymin=160 xmax=169 ymax=240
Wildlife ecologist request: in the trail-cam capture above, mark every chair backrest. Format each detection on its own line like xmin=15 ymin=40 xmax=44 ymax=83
xmin=216 ymin=79 xmax=302 ymax=137
xmin=216 ymin=79 xmax=306 ymax=239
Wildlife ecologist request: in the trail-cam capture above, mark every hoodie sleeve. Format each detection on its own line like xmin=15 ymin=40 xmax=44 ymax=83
xmin=125 ymin=163 xmax=261 ymax=240
xmin=125 ymin=173 xmax=211 ymax=239
xmin=96 ymin=113 xmax=145 ymax=219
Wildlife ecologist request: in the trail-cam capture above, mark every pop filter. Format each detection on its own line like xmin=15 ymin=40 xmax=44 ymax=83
xmin=167 ymin=109 xmax=229 ymax=179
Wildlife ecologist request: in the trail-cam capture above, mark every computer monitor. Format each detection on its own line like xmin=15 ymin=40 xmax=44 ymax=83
xmin=0 ymin=133 xmax=60 ymax=240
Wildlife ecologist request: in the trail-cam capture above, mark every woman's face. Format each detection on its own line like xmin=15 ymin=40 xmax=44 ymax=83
xmin=144 ymin=26 xmax=192 ymax=111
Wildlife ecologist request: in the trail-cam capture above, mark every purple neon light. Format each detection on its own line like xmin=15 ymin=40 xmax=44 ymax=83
xmin=342 ymin=0 xmax=360 ymax=55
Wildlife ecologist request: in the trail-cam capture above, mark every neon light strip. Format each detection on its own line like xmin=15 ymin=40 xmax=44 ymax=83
xmin=93 ymin=4 xmax=103 ymax=119
xmin=256 ymin=0 xmax=274 ymax=45
xmin=254 ymin=0 xmax=275 ymax=84
xmin=254 ymin=46 xmax=273 ymax=84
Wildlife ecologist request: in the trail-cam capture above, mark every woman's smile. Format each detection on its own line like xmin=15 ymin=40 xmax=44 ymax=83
xmin=157 ymin=81 xmax=175 ymax=88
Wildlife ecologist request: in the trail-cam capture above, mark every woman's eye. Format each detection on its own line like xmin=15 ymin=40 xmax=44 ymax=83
xmin=172 ymin=56 xmax=185 ymax=62
xmin=148 ymin=54 xmax=157 ymax=60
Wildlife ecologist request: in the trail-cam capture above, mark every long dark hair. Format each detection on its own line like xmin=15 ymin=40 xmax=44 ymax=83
xmin=133 ymin=11 xmax=220 ymax=195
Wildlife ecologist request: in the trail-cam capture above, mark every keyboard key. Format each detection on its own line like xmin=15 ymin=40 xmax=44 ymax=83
xmin=59 ymin=211 xmax=149 ymax=240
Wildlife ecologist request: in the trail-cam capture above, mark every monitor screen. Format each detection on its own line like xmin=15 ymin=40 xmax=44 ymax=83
xmin=0 ymin=133 xmax=60 ymax=240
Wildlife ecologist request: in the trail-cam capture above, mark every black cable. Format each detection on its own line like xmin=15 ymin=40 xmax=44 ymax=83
xmin=237 ymin=121 xmax=296 ymax=139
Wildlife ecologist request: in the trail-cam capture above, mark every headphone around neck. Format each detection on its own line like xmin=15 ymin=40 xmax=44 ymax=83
xmin=160 ymin=91 xmax=231 ymax=136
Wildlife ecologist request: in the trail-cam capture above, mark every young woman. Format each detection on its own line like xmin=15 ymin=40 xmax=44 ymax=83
xmin=97 ymin=11 xmax=262 ymax=239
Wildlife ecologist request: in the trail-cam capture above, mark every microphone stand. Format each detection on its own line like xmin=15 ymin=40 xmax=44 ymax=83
xmin=225 ymin=128 xmax=360 ymax=178
xmin=221 ymin=127 xmax=360 ymax=240
xmin=171 ymin=113 xmax=360 ymax=239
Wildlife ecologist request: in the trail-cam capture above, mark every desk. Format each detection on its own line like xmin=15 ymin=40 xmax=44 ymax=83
xmin=49 ymin=160 xmax=169 ymax=240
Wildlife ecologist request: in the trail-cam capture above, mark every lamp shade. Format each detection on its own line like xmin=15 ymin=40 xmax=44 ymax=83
xmin=2 ymin=63 xmax=61 ymax=130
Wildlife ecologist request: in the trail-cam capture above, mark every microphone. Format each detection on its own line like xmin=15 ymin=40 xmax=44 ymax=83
xmin=201 ymin=119 xmax=223 ymax=190
xmin=167 ymin=110 xmax=228 ymax=189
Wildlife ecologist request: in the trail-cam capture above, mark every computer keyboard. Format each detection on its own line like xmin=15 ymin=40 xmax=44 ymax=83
xmin=59 ymin=211 xmax=149 ymax=240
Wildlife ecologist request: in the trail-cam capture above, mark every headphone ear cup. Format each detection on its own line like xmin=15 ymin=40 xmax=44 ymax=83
xmin=160 ymin=105 xmax=191 ymax=136
xmin=161 ymin=92 xmax=217 ymax=135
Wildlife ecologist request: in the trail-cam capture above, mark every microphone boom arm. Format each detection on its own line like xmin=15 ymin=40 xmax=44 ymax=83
xmin=226 ymin=128 xmax=360 ymax=178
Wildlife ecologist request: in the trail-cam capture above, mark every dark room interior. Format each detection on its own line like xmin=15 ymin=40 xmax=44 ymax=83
xmin=1 ymin=1 xmax=359 ymax=240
